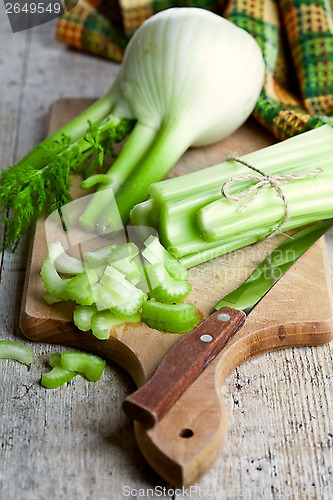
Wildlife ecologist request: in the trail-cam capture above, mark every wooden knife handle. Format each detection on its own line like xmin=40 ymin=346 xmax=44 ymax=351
xmin=122 ymin=306 xmax=246 ymax=428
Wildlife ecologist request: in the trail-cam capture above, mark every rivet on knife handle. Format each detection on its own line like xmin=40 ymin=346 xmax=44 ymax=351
xmin=122 ymin=306 xmax=246 ymax=428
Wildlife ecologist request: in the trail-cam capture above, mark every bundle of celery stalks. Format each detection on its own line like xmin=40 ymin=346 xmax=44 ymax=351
xmin=41 ymin=125 xmax=333 ymax=337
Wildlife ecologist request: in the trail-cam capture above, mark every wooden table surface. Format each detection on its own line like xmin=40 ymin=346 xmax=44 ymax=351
xmin=1 ymin=6 xmax=333 ymax=499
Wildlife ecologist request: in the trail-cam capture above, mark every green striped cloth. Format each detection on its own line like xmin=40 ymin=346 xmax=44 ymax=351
xmin=57 ymin=0 xmax=333 ymax=140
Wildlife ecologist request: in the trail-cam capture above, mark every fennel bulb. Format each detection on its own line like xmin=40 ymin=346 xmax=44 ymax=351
xmin=0 ymin=7 xmax=264 ymax=251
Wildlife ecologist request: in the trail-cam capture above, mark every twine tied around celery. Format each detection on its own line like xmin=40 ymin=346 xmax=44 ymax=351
xmin=222 ymin=155 xmax=322 ymax=237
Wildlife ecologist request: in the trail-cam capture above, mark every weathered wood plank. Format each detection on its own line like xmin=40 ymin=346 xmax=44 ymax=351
xmin=0 ymin=9 xmax=333 ymax=500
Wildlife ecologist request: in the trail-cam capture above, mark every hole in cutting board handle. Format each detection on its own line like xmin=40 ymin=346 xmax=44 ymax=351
xmin=179 ymin=428 xmax=194 ymax=438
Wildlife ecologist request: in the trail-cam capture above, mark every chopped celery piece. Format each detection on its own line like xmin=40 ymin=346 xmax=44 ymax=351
xmin=84 ymin=244 xmax=117 ymax=266
xmin=101 ymin=265 xmax=126 ymax=282
xmin=60 ymin=352 xmax=106 ymax=381
xmin=98 ymin=267 xmax=147 ymax=315
xmin=111 ymin=255 xmax=144 ymax=285
xmin=144 ymin=262 xmax=166 ymax=289
xmin=43 ymin=293 xmax=62 ymax=305
xmin=48 ymin=352 xmax=64 ymax=368
xmin=73 ymin=305 xmax=98 ymax=331
xmin=41 ymin=242 xmax=71 ymax=301
xmin=91 ymin=311 xmax=141 ymax=340
xmin=107 ymin=242 xmax=139 ymax=263
xmin=142 ymin=235 xmax=188 ymax=279
xmin=147 ymin=263 xmax=192 ymax=304
xmin=0 ymin=340 xmax=33 ymax=366
xmin=111 ymin=293 xmax=146 ymax=317
xmin=143 ymin=317 xmax=199 ymax=333
xmin=66 ymin=269 xmax=99 ymax=306
xmin=88 ymin=265 xmax=108 ymax=280
xmin=142 ymin=299 xmax=200 ymax=333
xmin=41 ymin=353 xmax=76 ymax=389
xmin=50 ymin=241 xmax=85 ymax=275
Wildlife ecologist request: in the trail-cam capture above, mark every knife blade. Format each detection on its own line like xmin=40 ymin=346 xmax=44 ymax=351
xmin=122 ymin=220 xmax=333 ymax=428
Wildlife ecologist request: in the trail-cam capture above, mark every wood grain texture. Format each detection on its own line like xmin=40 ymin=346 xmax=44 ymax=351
xmin=18 ymin=99 xmax=333 ymax=487
xmin=1 ymin=15 xmax=333 ymax=498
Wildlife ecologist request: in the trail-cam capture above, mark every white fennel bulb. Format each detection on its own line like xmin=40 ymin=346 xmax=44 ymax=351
xmin=115 ymin=8 xmax=264 ymax=146
xmin=1 ymin=8 xmax=266 ymax=251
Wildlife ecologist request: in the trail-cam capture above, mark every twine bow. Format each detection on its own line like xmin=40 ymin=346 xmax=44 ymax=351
xmin=222 ymin=156 xmax=322 ymax=237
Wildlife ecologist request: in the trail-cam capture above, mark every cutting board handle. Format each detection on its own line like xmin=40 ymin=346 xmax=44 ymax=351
xmin=122 ymin=307 xmax=246 ymax=428
xmin=126 ymin=239 xmax=333 ymax=487
xmin=132 ymin=305 xmax=333 ymax=488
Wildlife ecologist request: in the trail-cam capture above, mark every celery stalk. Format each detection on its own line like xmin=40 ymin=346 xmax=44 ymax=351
xmin=91 ymin=311 xmax=141 ymax=340
xmin=149 ymin=126 xmax=333 ymax=206
xmin=141 ymin=126 xmax=333 ymax=266
xmin=198 ymin=169 xmax=333 ymax=241
xmin=0 ymin=340 xmax=33 ymax=366
xmin=130 ymin=198 xmax=160 ymax=232
xmin=60 ymin=352 xmax=106 ymax=382
xmin=41 ymin=353 xmax=76 ymax=389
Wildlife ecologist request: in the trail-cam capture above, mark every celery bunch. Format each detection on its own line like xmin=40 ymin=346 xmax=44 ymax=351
xmin=131 ymin=126 xmax=333 ymax=268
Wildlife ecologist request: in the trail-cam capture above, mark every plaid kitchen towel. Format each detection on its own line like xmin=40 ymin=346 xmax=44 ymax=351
xmin=56 ymin=0 xmax=333 ymax=140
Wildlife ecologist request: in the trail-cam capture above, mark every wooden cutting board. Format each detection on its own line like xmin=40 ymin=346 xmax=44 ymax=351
xmin=20 ymin=99 xmax=333 ymax=487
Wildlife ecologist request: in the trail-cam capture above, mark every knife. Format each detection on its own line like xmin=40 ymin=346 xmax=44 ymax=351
xmin=123 ymin=220 xmax=333 ymax=429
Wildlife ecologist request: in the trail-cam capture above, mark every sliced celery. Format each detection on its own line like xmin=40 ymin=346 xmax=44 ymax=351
xmin=142 ymin=299 xmax=200 ymax=333
xmin=142 ymin=235 xmax=188 ymax=279
xmin=43 ymin=293 xmax=62 ymax=305
xmin=41 ymin=243 xmax=71 ymax=301
xmin=146 ymin=263 xmax=192 ymax=304
xmin=50 ymin=242 xmax=85 ymax=275
xmin=106 ymin=242 xmax=139 ymax=263
xmin=60 ymin=352 xmax=106 ymax=381
xmin=73 ymin=305 xmax=98 ymax=331
xmin=101 ymin=265 xmax=126 ymax=282
xmin=97 ymin=265 xmax=147 ymax=315
xmin=42 ymin=236 xmax=195 ymax=335
xmin=66 ymin=269 xmax=99 ymax=306
xmin=41 ymin=353 xmax=76 ymax=389
xmin=111 ymin=293 xmax=147 ymax=317
xmin=0 ymin=340 xmax=33 ymax=366
xmin=111 ymin=255 xmax=144 ymax=285
xmin=91 ymin=311 xmax=141 ymax=340
xmin=84 ymin=244 xmax=117 ymax=266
